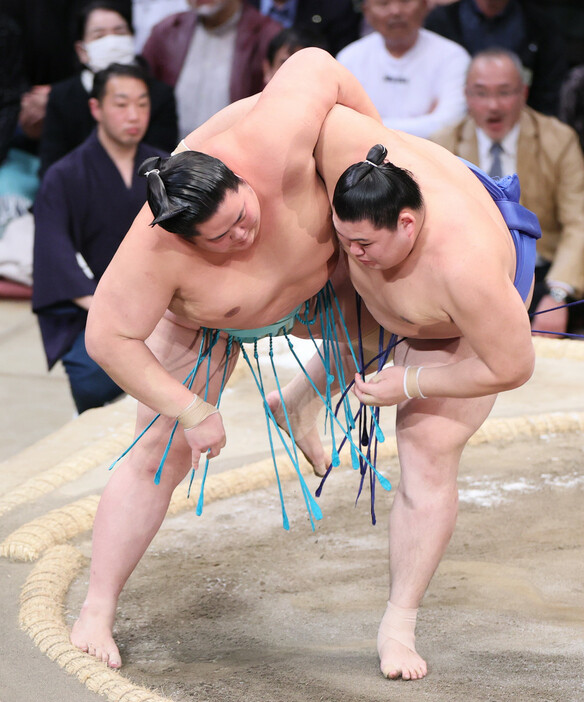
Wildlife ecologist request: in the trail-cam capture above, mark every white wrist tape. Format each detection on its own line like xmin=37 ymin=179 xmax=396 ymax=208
xmin=176 ymin=395 xmax=218 ymax=430
xmin=403 ymin=366 xmax=427 ymax=400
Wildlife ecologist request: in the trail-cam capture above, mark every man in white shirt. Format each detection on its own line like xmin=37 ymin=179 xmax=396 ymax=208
xmin=336 ymin=0 xmax=470 ymax=139
xmin=432 ymin=48 xmax=584 ymax=337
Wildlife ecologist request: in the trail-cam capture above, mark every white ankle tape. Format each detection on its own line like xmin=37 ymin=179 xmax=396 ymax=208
xmin=377 ymin=600 xmax=418 ymax=652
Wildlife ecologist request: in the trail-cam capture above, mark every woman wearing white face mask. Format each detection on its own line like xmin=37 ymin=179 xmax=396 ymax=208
xmin=39 ymin=1 xmax=178 ymax=177
xmin=75 ymin=2 xmax=138 ymax=92
xmin=81 ymin=32 xmax=137 ymax=75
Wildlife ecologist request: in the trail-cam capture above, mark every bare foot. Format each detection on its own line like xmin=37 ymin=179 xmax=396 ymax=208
xmin=70 ymin=602 xmax=122 ymax=668
xmin=378 ymin=636 xmax=428 ymax=680
xmin=266 ymin=390 xmax=330 ymax=477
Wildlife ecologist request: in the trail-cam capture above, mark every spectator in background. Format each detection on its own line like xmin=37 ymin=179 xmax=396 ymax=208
xmin=249 ymin=0 xmax=361 ymax=55
xmin=336 ymin=0 xmax=470 ymax=139
xmin=0 ymin=14 xmax=35 ymax=301
xmin=263 ymin=25 xmax=329 ymax=83
xmin=32 ymin=64 xmax=168 ymax=414
xmin=0 ymin=13 xmax=25 ymax=170
xmin=39 ymin=1 xmax=177 ymax=178
xmin=431 ymin=49 xmax=584 ymax=337
xmin=425 ymin=0 xmax=568 ymax=116
xmin=3 ymin=0 xmax=87 ymax=147
xmin=130 ymin=0 xmax=190 ymax=52
xmin=0 ymin=1 xmax=86 ymax=302
xmin=142 ymin=0 xmax=281 ymax=137
xmin=536 ymin=0 xmax=584 ymax=69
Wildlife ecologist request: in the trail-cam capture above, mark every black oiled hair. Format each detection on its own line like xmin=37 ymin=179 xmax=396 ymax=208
xmin=333 ymin=144 xmax=423 ymax=230
xmin=91 ymin=63 xmax=150 ymax=101
xmin=138 ymin=151 xmax=241 ymax=239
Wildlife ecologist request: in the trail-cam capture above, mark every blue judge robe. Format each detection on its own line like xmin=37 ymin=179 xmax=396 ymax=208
xmin=32 ymin=130 xmax=166 ymax=369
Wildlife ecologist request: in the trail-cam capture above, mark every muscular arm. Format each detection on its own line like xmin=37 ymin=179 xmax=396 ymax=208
xmin=177 ymin=49 xmax=381 ymax=160
xmin=419 ymin=265 xmax=535 ymax=398
xmin=255 ymin=48 xmax=381 ymax=134
xmin=175 ymin=48 xmax=382 ymax=157
xmin=355 ymin=249 xmax=535 ymax=405
xmin=85 ymin=207 xmax=195 ymax=418
xmin=86 ymin=208 xmax=227 ymax=463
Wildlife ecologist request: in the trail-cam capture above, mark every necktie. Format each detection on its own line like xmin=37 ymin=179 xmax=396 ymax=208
xmin=489 ymin=142 xmax=504 ymax=179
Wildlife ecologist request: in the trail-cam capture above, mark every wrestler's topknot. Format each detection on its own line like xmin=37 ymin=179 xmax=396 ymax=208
xmin=333 ymin=144 xmax=423 ymax=230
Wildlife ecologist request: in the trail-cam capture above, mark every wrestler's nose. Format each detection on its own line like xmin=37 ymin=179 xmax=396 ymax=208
xmin=349 ymin=242 xmax=364 ymax=257
xmin=231 ymin=226 xmax=247 ymax=241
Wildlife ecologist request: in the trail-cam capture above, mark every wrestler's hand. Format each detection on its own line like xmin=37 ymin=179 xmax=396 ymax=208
xmin=352 ymin=368 xmax=405 ymax=407
xmin=183 ymin=411 xmax=226 ymax=469
xmin=531 ymin=296 xmax=568 ymax=338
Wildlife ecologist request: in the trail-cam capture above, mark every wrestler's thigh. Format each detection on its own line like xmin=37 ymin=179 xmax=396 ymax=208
xmin=144 ymin=315 xmax=239 ymax=392
xmin=131 ymin=316 xmax=239 ymax=469
xmin=394 ymin=337 xmax=497 ymax=484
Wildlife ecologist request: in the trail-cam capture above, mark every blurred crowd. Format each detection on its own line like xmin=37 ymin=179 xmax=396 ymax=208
xmin=1 ymin=0 xmax=583 ymax=412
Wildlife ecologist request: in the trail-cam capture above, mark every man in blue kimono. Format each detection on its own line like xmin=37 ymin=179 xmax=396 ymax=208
xmin=32 ymin=62 xmax=167 ymax=413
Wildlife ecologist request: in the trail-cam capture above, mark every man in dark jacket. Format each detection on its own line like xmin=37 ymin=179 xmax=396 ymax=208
xmin=249 ymin=0 xmax=362 ymax=55
xmin=33 ymin=63 xmax=168 ymax=413
xmin=425 ymin=0 xmax=568 ymax=116
xmin=142 ymin=0 xmax=281 ymax=136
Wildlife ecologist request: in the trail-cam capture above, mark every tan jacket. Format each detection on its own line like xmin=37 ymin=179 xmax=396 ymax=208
xmin=432 ymin=107 xmax=584 ymax=295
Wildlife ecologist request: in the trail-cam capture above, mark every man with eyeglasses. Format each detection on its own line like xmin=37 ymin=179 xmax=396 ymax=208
xmin=432 ymin=48 xmax=584 ymax=338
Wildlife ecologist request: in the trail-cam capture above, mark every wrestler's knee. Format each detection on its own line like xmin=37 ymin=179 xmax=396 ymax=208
xmin=126 ymin=417 xmax=191 ymax=487
xmin=396 ymin=423 xmax=462 ymax=506
xmin=397 ymin=396 xmax=486 ymax=461
xmin=396 ymin=469 xmax=459 ymax=517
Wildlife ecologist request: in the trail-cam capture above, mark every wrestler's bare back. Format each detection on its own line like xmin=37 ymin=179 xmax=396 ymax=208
xmin=316 ymin=107 xmax=523 ymax=341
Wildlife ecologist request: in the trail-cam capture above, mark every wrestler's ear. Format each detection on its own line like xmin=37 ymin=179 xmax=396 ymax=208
xmin=398 ymin=209 xmax=417 ymax=239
